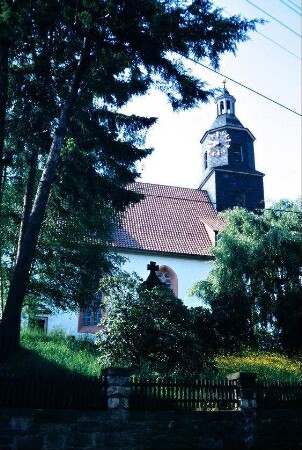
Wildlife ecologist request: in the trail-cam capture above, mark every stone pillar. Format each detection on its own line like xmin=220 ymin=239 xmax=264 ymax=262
xmin=106 ymin=368 xmax=132 ymax=449
xmin=227 ymin=372 xmax=257 ymax=450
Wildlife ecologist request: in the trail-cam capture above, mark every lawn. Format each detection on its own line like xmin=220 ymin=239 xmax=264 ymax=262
xmin=8 ymin=328 xmax=301 ymax=382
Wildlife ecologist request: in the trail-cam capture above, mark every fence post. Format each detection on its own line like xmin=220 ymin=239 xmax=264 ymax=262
xmin=105 ymin=367 xmax=132 ymax=449
xmin=227 ymin=372 xmax=257 ymax=450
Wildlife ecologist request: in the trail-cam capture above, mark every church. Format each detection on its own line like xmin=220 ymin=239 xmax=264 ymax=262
xmin=39 ymin=87 xmax=265 ymax=335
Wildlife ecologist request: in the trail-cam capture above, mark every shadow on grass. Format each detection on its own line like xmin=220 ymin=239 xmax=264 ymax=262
xmin=5 ymin=329 xmax=101 ymax=378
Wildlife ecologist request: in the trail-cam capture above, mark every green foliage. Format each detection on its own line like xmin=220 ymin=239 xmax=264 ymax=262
xmin=8 ymin=328 xmax=100 ymax=376
xmin=96 ymin=272 xmax=207 ymax=378
xmin=191 ymin=200 xmax=302 ymax=353
xmin=210 ymin=351 xmax=302 ymax=382
xmin=11 ymin=329 xmax=301 ymax=383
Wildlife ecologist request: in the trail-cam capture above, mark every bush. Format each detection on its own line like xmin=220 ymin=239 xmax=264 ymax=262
xmin=96 ymin=272 xmax=209 ymax=378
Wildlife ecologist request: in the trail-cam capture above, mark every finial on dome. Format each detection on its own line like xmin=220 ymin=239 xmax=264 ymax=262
xmin=222 ymin=79 xmax=229 ymax=94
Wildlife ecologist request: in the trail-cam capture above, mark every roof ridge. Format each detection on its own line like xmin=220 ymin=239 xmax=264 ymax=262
xmin=130 ymin=181 xmax=208 ymax=193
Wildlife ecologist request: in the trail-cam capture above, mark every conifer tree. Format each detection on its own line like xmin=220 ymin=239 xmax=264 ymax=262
xmin=0 ymin=0 xmax=259 ymax=359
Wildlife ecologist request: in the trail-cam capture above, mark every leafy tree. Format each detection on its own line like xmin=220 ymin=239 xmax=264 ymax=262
xmin=191 ymin=200 xmax=302 ymax=354
xmin=0 ymin=0 xmax=259 ymax=359
xmin=97 ymin=272 xmax=206 ymax=378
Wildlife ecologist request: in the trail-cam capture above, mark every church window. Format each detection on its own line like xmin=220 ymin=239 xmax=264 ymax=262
xmin=156 ymin=265 xmax=178 ymax=296
xmin=204 ymin=151 xmax=208 ymax=169
xmin=78 ymin=292 xmax=103 ymax=333
xmin=219 ymin=101 xmax=224 ymax=114
xmin=233 ymin=144 xmax=243 ymax=162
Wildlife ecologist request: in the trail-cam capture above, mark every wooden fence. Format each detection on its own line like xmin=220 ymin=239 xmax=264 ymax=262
xmin=256 ymin=380 xmax=302 ymax=410
xmin=129 ymin=378 xmax=239 ymax=411
xmin=0 ymin=371 xmax=301 ymax=411
xmin=0 ymin=371 xmax=108 ymax=410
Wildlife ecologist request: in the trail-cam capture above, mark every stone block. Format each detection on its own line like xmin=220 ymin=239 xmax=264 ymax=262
xmin=91 ymin=432 xmax=106 ymax=447
xmin=108 ymin=397 xmax=129 ymax=409
xmin=107 ymin=386 xmax=131 ymax=397
xmin=78 ymin=420 xmax=103 ymax=433
xmin=33 ymin=409 xmax=77 ymax=424
xmin=43 ymin=432 xmax=66 ymax=449
xmin=0 ymin=436 xmax=14 ymax=446
xmin=198 ymin=437 xmax=223 ymax=449
xmin=14 ymin=435 xmax=44 ymax=450
xmin=10 ymin=417 xmax=33 ymax=433
xmin=66 ymin=432 xmax=93 ymax=448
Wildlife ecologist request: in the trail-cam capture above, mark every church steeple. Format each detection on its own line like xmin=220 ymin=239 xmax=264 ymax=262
xmin=215 ymin=81 xmax=236 ymax=116
xmin=199 ymin=84 xmax=265 ymax=212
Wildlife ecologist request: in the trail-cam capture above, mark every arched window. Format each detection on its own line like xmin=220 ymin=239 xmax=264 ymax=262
xmin=226 ymin=100 xmax=231 ymax=114
xmin=156 ymin=265 xmax=178 ymax=296
xmin=220 ymin=101 xmax=224 ymax=114
xmin=204 ymin=151 xmax=208 ymax=170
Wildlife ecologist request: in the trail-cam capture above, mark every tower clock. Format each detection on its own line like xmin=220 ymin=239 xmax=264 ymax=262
xmin=199 ymin=85 xmax=265 ymax=212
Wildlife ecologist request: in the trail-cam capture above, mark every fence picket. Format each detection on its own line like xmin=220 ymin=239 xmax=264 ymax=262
xmin=0 ymin=371 xmax=300 ymax=411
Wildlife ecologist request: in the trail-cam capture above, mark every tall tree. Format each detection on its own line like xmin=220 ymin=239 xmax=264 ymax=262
xmin=0 ymin=0 xmax=259 ymax=360
xmin=191 ymin=201 xmax=302 ymax=353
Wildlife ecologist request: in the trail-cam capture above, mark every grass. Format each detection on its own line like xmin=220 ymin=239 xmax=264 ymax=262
xmin=211 ymin=351 xmax=301 ymax=382
xmin=8 ymin=328 xmax=101 ymax=377
xmin=7 ymin=328 xmax=301 ymax=382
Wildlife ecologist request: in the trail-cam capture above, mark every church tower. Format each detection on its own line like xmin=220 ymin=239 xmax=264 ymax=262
xmin=199 ymin=85 xmax=265 ymax=212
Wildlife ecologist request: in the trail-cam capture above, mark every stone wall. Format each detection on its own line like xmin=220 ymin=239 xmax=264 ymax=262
xmin=0 ymin=407 xmax=301 ymax=450
xmin=0 ymin=370 xmax=300 ymax=450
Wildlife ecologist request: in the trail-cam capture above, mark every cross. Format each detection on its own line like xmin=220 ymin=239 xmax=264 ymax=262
xmin=142 ymin=261 xmax=163 ymax=290
xmin=147 ymin=261 xmax=159 ymax=274
xmin=222 ymin=79 xmax=227 ymax=90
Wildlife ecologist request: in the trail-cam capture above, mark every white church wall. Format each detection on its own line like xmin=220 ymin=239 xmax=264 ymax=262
xmin=118 ymin=250 xmax=213 ymax=308
xmin=47 ymin=310 xmax=80 ymax=336
xmin=35 ymin=250 xmax=212 ymax=336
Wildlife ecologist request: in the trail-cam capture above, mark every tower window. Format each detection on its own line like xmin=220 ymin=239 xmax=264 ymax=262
xmin=226 ymin=100 xmax=231 ymax=113
xmin=233 ymin=144 xmax=243 ymax=162
xmin=219 ymin=101 xmax=224 ymax=114
xmin=235 ymin=190 xmax=246 ymax=207
xmin=204 ymin=151 xmax=208 ymax=169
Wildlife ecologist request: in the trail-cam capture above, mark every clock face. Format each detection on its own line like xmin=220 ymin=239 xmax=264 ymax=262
xmin=206 ymin=130 xmax=231 ymax=157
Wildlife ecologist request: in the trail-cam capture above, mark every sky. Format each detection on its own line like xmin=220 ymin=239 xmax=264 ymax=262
xmin=121 ymin=0 xmax=301 ymax=205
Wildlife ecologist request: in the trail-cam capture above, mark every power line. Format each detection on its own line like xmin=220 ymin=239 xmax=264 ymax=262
xmin=279 ymin=0 xmax=302 ymax=16
xmin=256 ymin=30 xmax=301 ymax=59
xmin=245 ymin=0 xmax=302 ymax=37
xmin=130 ymin=191 xmax=302 ymax=215
xmin=3 ymin=176 xmax=301 ymax=214
xmin=221 ymin=8 xmax=300 ymax=60
xmin=287 ymin=0 xmax=302 ymax=11
xmin=281 ymin=0 xmax=302 ymax=12
xmin=176 ymin=52 xmax=302 ymax=117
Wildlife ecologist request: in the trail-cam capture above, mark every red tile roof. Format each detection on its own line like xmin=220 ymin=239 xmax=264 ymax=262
xmin=200 ymin=217 xmax=226 ymax=232
xmin=113 ymin=182 xmax=220 ymax=257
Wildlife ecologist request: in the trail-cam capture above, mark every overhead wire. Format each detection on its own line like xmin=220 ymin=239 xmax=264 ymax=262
xmin=245 ymin=0 xmax=302 ymax=37
xmin=174 ymin=52 xmax=302 ymax=117
xmin=279 ymin=0 xmax=302 ymax=16
xmin=254 ymin=30 xmax=301 ymax=59
xmin=3 ymin=176 xmax=301 ymax=215
xmin=279 ymin=0 xmax=302 ymax=14
xmin=218 ymin=7 xmax=301 ymax=60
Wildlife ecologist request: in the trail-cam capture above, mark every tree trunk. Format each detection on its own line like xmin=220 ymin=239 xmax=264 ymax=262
xmin=0 ymin=37 xmax=9 ymax=206
xmin=16 ymin=147 xmax=39 ymax=259
xmin=0 ymin=36 xmax=91 ymax=361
